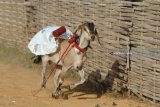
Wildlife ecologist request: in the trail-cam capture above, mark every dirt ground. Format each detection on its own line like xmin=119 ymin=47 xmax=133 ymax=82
xmin=0 ymin=62 xmax=158 ymax=107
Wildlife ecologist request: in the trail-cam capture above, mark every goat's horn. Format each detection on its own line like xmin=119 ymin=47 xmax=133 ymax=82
xmin=74 ymin=23 xmax=84 ymax=34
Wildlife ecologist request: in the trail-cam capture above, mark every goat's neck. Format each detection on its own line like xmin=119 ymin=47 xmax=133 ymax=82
xmin=79 ymin=34 xmax=89 ymax=49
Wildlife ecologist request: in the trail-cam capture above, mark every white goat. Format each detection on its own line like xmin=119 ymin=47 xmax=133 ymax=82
xmin=38 ymin=21 xmax=100 ymax=98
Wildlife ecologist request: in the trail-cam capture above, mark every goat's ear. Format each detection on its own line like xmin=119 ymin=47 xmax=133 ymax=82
xmin=94 ymin=28 xmax=98 ymax=35
xmin=95 ymin=28 xmax=102 ymax=46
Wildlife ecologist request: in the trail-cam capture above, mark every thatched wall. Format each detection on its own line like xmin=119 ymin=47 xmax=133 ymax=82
xmin=0 ymin=0 xmax=159 ymax=104
xmin=129 ymin=0 xmax=160 ymax=103
xmin=0 ymin=0 xmax=28 ymax=48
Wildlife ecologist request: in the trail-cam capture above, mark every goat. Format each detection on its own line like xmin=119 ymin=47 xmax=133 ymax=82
xmin=38 ymin=21 xmax=100 ymax=98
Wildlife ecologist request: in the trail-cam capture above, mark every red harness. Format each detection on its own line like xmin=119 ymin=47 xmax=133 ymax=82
xmin=59 ymin=34 xmax=87 ymax=63
xmin=68 ymin=34 xmax=84 ymax=53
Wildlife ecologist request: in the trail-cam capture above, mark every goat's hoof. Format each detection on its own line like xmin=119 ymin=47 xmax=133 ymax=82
xmin=69 ymin=84 xmax=75 ymax=90
xmin=52 ymin=93 xmax=59 ymax=99
xmin=41 ymin=84 xmax=46 ymax=88
xmin=59 ymin=91 xmax=68 ymax=99
xmin=59 ymin=91 xmax=64 ymax=97
xmin=62 ymin=94 xmax=68 ymax=100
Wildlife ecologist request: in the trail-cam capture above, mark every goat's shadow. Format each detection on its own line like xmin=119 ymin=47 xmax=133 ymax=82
xmin=61 ymin=60 xmax=120 ymax=100
xmin=62 ymin=81 xmax=101 ymax=99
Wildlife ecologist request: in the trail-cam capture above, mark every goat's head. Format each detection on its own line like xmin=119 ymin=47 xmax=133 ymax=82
xmin=74 ymin=21 xmax=101 ymax=45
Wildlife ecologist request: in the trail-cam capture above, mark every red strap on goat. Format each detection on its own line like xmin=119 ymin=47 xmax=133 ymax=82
xmin=68 ymin=34 xmax=84 ymax=53
xmin=68 ymin=34 xmax=78 ymax=43
xmin=73 ymin=42 xmax=84 ymax=53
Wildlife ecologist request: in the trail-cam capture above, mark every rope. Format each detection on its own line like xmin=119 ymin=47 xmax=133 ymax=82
xmin=45 ymin=43 xmax=71 ymax=82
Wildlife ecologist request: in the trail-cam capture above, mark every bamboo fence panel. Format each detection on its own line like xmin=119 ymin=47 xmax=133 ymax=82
xmin=0 ymin=0 xmax=34 ymax=48
xmin=129 ymin=0 xmax=160 ymax=103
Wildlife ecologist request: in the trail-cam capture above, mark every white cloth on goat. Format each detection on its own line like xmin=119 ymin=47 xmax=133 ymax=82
xmin=28 ymin=26 xmax=73 ymax=55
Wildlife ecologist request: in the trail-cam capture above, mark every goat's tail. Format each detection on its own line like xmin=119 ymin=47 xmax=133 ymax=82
xmin=31 ymin=55 xmax=42 ymax=64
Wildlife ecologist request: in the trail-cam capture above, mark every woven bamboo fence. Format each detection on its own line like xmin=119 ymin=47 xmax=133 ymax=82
xmin=0 ymin=0 xmax=160 ymax=104
xmin=129 ymin=0 xmax=160 ymax=103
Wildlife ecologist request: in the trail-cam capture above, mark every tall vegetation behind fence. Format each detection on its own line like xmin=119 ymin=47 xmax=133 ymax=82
xmin=0 ymin=0 xmax=159 ymax=104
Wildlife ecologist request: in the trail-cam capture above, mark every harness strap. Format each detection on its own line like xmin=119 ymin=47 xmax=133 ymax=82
xmin=73 ymin=42 xmax=84 ymax=53
xmin=68 ymin=34 xmax=78 ymax=44
xmin=68 ymin=34 xmax=85 ymax=54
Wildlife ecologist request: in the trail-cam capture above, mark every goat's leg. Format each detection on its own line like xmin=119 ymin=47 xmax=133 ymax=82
xmin=52 ymin=78 xmax=64 ymax=98
xmin=41 ymin=58 xmax=48 ymax=88
xmin=52 ymin=69 xmax=61 ymax=98
xmin=52 ymin=67 xmax=67 ymax=98
xmin=70 ymin=68 xmax=86 ymax=90
xmin=52 ymin=78 xmax=64 ymax=99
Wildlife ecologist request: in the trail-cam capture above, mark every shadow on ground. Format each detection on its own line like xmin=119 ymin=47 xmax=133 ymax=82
xmin=61 ymin=60 xmax=121 ymax=100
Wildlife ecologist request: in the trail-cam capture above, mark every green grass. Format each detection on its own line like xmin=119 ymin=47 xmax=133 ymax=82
xmin=0 ymin=42 xmax=78 ymax=80
xmin=0 ymin=42 xmax=34 ymax=68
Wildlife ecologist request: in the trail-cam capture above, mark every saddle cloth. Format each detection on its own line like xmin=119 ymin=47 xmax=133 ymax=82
xmin=28 ymin=26 xmax=73 ymax=55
